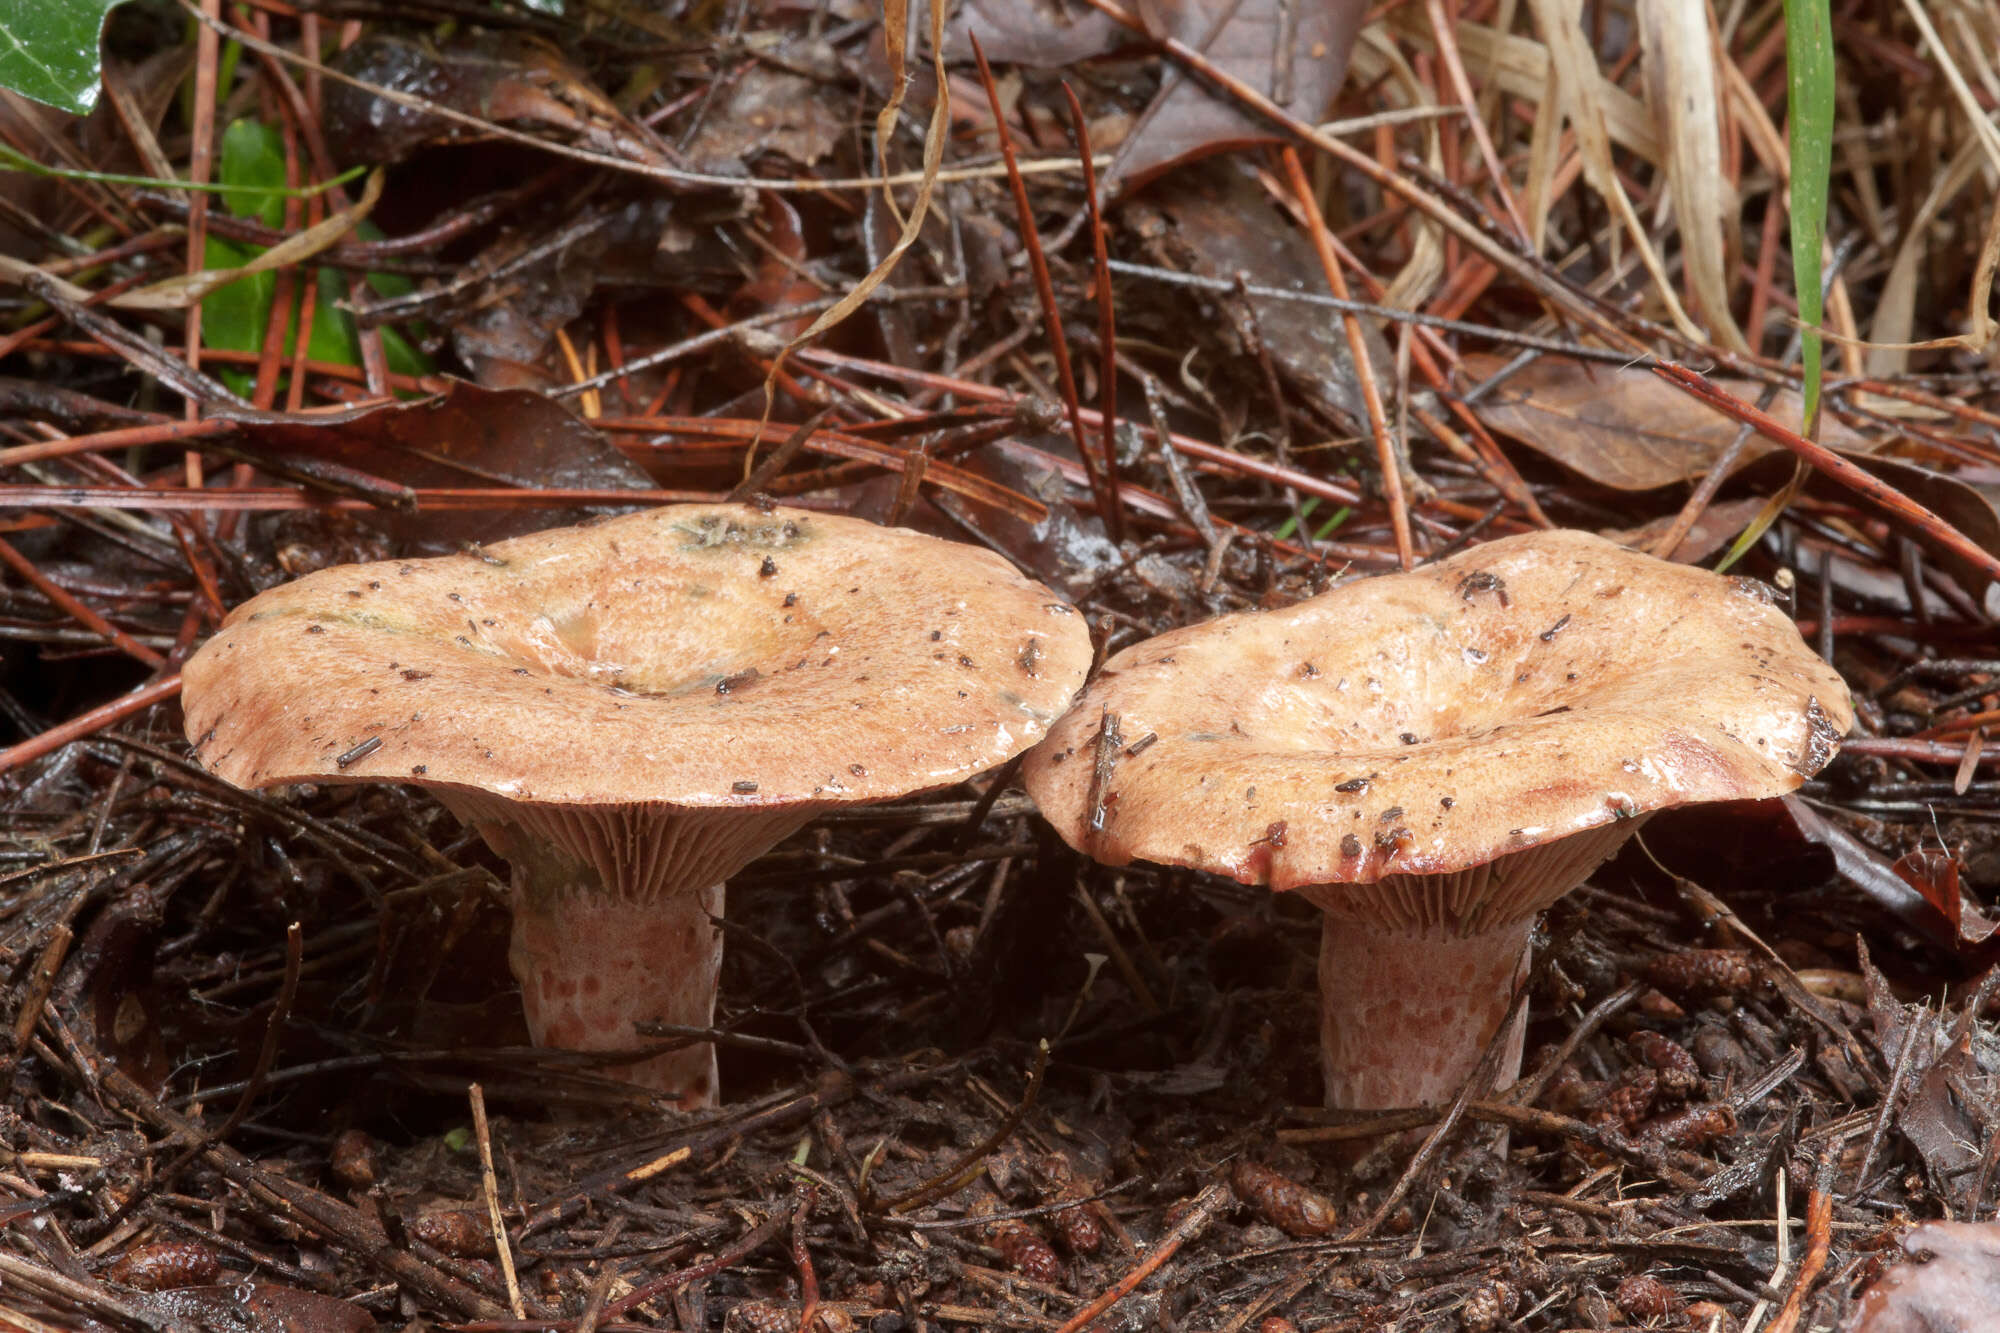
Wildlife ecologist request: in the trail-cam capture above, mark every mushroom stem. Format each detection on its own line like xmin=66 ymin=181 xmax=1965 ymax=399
xmin=1315 ymin=913 xmax=1532 ymax=1109
xmin=509 ymin=882 xmax=724 ymax=1107
xmin=440 ymin=794 xmax=814 ymax=1107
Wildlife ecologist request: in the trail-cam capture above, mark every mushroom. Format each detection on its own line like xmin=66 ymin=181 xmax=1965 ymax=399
xmin=183 ymin=503 xmax=1091 ymax=1105
xmin=1022 ymin=529 xmax=1851 ymax=1111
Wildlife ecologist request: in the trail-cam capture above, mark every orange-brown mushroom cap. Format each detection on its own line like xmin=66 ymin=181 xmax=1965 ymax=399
xmin=185 ymin=503 xmax=1092 ymax=811
xmin=1024 ymin=529 xmax=1853 ymax=914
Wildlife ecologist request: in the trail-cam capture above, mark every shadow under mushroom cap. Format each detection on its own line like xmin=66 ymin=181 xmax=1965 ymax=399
xmin=1023 ymin=529 xmax=1854 ymax=892
xmin=183 ymin=504 xmax=1093 ymax=808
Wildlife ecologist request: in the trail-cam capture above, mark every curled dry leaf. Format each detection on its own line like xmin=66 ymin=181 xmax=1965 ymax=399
xmin=942 ymin=0 xmax=1124 ymax=69
xmin=1138 ymin=158 xmax=1386 ymax=431
xmin=950 ymin=0 xmax=1368 ymax=193
xmin=223 ymin=380 xmax=655 ymax=554
xmin=1464 ymin=354 xmax=1873 ymax=491
xmin=322 ymin=31 xmax=667 ymax=169
xmin=1860 ymin=956 xmax=1995 ymax=1191
xmin=1636 ymin=0 xmax=1747 ymax=352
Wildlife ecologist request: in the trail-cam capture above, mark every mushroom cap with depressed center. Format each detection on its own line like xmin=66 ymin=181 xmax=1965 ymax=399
xmin=184 ymin=502 xmax=1094 ymax=808
xmin=1023 ymin=529 xmax=1853 ymax=902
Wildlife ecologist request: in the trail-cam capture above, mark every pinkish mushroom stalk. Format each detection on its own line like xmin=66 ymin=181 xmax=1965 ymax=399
xmin=439 ymin=794 xmax=812 ymax=1104
xmin=1298 ymin=821 xmax=1642 ymax=1108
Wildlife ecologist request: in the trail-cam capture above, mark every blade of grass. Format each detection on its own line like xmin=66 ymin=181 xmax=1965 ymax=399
xmin=1785 ymin=0 xmax=1833 ymax=439
xmin=1718 ymin=0 xmax=1834 ymax=571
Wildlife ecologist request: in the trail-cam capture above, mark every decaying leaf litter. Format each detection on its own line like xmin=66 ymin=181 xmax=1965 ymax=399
xmin=1 ymin=1 xmax=1998 ymax=1330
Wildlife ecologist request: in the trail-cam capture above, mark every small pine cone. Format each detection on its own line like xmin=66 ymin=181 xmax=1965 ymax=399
xmin=1685 ymin=1299 xmax=1735 ymax=1331
xmin=408 ymin=1208 xmax=492 ymax=1258
xmin=107 ymin=1240 xmax=222 ymax=1291
xmin=726 ymin=1300 xmax=795 ymax=1333
xmin=1459 ymin=1280 xmax=1517 ymax=1332
xmin=1615 ymin=1273 xmax=1684 ymax=1319
xmin=1628 ymin=1030 xmax=1699 ymax=1080
xmin=1036 ymin=1155 xmax=1103 ymax=1255
xmin=1636 ymin=988 xmax=1688 ymax=1020
xmin=1231 ymin=1160 xmax=1335 ymax=1238
xmin=1639 ymin=1103 xmax=1738 ymax=1151
xmin=1601 ymin=1068 xmax=1659 ymax=1130
xmin=1655 ymin=1066 xmax=1701 ymax=1103
xmin=987 ymin=1217 xmax=1064 ymax=1287
xmin=329 ymin=1128 xmax=376 ymax=1188
xmin=1627 ymin=1029 xmax=1701 ymax=1103
xmin=1643 ymin=950 xmax=1756 ymax=998
xmin=1542 ymin=1065 xmax=1596 ymax=1115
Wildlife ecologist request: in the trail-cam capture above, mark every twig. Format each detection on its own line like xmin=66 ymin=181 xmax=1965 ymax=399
xmin=95 ymin=1064 xmax=504 ymax=1317
xmin=1850 ymin=1007 xmax=1924 ymax=1196
xmin=1764 ymin=1173 xmax=1833 ymax=1333
xmin=968 ymin=37 xmax=1121 ymax=541
xmin=3 ymin=926 xmax=73 ymax=1073
xmin=866 ymin=1042 xmax=1050 ymax=1214
xmin=0 ymin=537 xmax=167 ymax=668
xmin=1651 ymin=362 xmax=2000 ymax=584
xmin=1063 ymin=82 xmax=1126 ymax=546
xmin=1052 ymin=1182 xmax=1230 ymax=1333
xmin=470 ymin=1084 xmax=526 ymax=1319
xmin=1278 ymin=147 xmax=1413 ymax=569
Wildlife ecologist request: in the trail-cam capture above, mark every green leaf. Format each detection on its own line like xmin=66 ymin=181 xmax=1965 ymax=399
xmin=0 ymin=0 xmax=126 ymax=115
xmin=1784 ymin=0 xmax=1835 ymax=438
xmin=218 ymin=117 xmax=288 ymax=227
xmin=201 ymin=117 xmax=432 ymax=396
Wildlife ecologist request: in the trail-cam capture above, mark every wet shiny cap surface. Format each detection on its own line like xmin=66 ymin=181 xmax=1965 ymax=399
xmin=1023 ymin=529 xmax=1854 ymax=891
xmin=183 ymin=503 xmax=1093 ymax=808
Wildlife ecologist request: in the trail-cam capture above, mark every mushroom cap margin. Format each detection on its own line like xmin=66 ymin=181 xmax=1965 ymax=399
xmin=1021 ymin=529 xmax=1853 ymax=892
xmin=183 ymin=503 xmax=1094 ymax=808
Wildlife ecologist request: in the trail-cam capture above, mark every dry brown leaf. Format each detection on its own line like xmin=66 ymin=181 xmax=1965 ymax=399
xmin=220 ymin=381 xmax=654 ymax=554
xmin=1601 ymin=496 xmax=1768 ymax=565
xmin=943 ymin=0 xmax=1124 ymax=67
xmin=321 ymin=32 xmax=669 ymax=168
xmin=1145 ymin=159 xmax=1386 ymax=429
xmin=1109 ymin=0 xmax=1370 ymax=193
xmin=1867 ymin=137 xmax=1996 ymax=378
xmin=953 ymin=0 xmax=1367 ymax=193
xmin=1465 ymin=353 xmax=1872 ymax=491
xmin=1637 ymin=1 xmax=1747 ymax=352
xmin=683 ymin=66 xmax=845 ymax=172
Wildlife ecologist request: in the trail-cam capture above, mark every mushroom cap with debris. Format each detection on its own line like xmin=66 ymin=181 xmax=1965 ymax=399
xmin=184 ymin=503 xmax=1094 ymax=809
xmin=1023 ymin=529 xmax=1852 ymax=896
